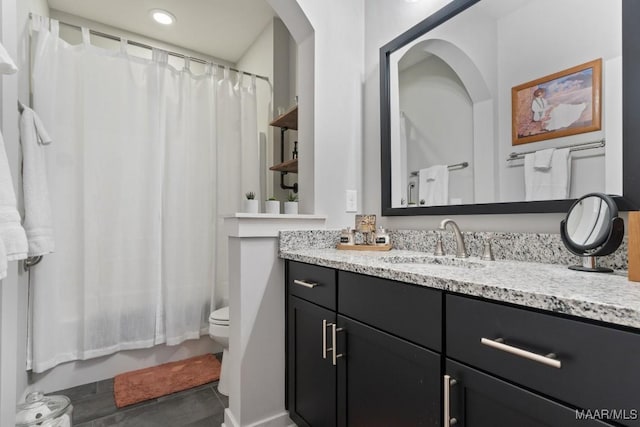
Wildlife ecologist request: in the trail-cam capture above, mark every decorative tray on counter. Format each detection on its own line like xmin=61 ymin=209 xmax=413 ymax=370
xmin=336 ymin=244 xmax=392 ymax=251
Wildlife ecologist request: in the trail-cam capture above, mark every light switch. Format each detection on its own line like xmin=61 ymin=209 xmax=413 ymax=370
xmin=346 ymin=190 xmax=357 ymax=212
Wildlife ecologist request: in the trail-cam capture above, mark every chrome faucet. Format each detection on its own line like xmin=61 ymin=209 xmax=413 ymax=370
xmin=439 ymin=219 xmax=469 ymax=258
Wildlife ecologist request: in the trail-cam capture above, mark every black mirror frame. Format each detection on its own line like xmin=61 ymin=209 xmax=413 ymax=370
xmin=380 ymin=0 xmax=640 ymax=216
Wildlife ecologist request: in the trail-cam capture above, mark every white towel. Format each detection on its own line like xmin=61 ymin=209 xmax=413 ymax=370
xmin=525 ymin=148 xmax=572 ymax=201
xmin=20 ymin=106 xmax=55 ymax=256
xmin=418 ymin=165 xmax=449 ymax=206
xmin=0 ymin=41 xmax=17 ymax=75
xmin=533 ymin=148 xmax=554 ymax=170
xmin=0 ymin=131 xmax=28 ymax=261
xmin=0 ymin=239 xmax=7 ymax=280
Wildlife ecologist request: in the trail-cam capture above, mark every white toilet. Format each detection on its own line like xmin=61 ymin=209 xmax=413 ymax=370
xmin=209 ymin=306 xmax=229 ymax=396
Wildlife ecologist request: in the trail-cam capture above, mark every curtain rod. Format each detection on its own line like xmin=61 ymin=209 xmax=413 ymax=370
xmin=506 ymin=139 xmax=606 ymax=161
xmin=29 ymin=13 xmax=272 ymax=87
xmin=410 ymin=162 xmax=469 ymax=176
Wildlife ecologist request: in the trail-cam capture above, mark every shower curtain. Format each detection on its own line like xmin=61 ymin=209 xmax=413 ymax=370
xmin=27 ymin=17 xmax=258 ymax=373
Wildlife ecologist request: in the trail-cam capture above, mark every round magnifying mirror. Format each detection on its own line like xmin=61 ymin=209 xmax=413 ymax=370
xmin=560 ymin=193 xmax=624 ymax=272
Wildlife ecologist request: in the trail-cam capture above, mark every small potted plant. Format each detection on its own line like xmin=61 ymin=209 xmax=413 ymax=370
xmin=244 ymin=191 xmax=259 ymax=213
xmin=284 ymin=192 xmax=298 ymax=215
xmin=265 ymin=196 xmax=280 ymax=214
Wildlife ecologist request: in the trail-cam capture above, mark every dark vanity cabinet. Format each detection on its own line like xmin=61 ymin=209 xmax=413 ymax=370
xmin=286 ymin=261 xmax=442 ymax=427
xmin=445 ymin=360 xmax=611 ymax=427
xmin=445 ymin=295 xmax=640 ymax=427
xmin=285 ymin=260 xmax=640 ymax=427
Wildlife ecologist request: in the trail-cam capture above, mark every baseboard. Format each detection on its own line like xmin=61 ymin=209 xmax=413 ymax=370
xmin=223 ymin=408 xmax=294 ymax=427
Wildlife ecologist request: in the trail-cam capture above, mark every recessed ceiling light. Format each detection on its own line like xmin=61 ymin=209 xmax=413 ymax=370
xmin=150 ymin=9 xmax=176 ymax=25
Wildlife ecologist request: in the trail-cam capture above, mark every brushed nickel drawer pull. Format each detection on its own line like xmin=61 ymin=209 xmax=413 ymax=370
xmin=444 ymin=375 xmax=458 ymax=426
xmin=322 ymin=320 xmax=329 ymax=359
xmin=293 ymin=279 xmax=318 ymax=288
xmin=481 ymin=337 xmax=562 ymax=369
xmin=332 ymin=324 xmax=345 ymax=366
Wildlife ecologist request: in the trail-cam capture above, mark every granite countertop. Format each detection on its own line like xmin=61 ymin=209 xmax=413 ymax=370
xmin=279 ymin=247 xmax=640 ymax=330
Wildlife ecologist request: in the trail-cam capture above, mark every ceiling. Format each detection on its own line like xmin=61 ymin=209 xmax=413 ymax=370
xmin=47 ymin=0 xmax=276 ymax=63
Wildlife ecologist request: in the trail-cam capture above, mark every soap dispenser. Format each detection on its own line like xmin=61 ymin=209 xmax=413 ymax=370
xmin=340 ymin=228 xmax=355 ymax=245
xmin=375 ymin=227 xmax=390 ymax=246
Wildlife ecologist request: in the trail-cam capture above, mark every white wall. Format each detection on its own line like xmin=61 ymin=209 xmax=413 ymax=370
xmin=400 ymin=55 xmax=474 ymax=205
xmin=290 ymin=0 xmax=364 ymax=228
xmin=265 ymin=0 xmax=315 ymax=214
xmin=497 ymin=0 xmax=621 ymax=202
xmin=237 ymin=18 xmax=275 ymax=206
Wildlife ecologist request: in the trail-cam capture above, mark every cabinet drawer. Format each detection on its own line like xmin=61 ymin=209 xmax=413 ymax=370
xmin=288 ymin=261 xmax=336 ymax=310
xmin=338 ymin=271 xmax=442 ymax=351
xmin=447 ymin=294 xmax=640 ymax=426
xmin=446 ymin=359 xmax=612 ymax=427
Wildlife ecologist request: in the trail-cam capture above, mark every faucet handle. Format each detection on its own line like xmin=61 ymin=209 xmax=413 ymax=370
xmin=434 ymin=234 xmax=445 ymax=256
xmin=481 ymin=239 xmax=495 ymax=261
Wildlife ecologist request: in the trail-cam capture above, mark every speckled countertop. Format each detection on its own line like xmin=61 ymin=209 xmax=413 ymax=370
xmin=279 ymin=231 xmax=640 ymax=330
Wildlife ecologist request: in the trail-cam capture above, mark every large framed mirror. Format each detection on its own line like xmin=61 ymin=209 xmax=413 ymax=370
xmin=380 ymin=0 xmax=640 ymax=216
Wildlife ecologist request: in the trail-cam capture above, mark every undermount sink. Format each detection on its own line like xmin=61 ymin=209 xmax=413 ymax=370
xmin=381 ymin=255 xmax=484 ymax=269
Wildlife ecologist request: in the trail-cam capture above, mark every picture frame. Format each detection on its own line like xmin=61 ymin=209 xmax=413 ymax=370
xmin=511 ymin=58 xmax=602 ymax=146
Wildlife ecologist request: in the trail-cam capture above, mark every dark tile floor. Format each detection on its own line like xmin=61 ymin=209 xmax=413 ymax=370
xmin=51 ymin=357 xmax=228 ymax=427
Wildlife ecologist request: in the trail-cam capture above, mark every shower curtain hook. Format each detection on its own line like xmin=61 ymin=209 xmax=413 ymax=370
xmin=120 ymin=38 xmax=128 ymax=54
xmin=81 ymin=27 xmax=90 ymax=46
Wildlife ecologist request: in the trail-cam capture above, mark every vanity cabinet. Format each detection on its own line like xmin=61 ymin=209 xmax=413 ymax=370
xmin=445 ymin=360 xmax=611 ymax=426
xmin=285 ymin=260 xmax=640 ymax=426
xmin=286 ymin=261 xmax=442 ymax=427
xmin=446 ymin=294 xmax=640 ymax=427
xmin=288 ymin=296 xmax=337 ymax=426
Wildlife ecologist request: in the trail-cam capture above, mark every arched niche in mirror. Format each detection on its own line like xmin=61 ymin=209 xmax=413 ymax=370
xmin=560 ymin=193 xmax=624 ymax=272
xmin=380 ymin=0 xmax=640 ymax=216
xmin=390 ymin=38 xmax=492 ymax=207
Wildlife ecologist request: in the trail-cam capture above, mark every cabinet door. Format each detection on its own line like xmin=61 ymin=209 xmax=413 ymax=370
xmin=287 ymin=296 xmax=337 ymax=427
xmin=337 ymin=315 xmax=441 ymax=427
xmin=445 ymin=360 xmax=613 ymax=427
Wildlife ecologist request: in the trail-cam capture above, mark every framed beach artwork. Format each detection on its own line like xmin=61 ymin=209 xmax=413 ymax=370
xmin=512 ymin=58 xmax=602 ymax=146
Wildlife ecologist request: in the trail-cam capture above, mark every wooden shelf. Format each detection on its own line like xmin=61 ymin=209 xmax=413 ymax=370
xmin=270 ymin=158 xmax=298 ymax=173
xmin=270 ymin=105 xmax=298 ymax=130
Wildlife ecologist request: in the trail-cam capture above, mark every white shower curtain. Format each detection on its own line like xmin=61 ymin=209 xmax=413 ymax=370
xmin=28 ymin=17 xmax=258 ymax=373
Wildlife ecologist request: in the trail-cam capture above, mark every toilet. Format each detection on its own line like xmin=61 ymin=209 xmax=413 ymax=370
xmin=209 ymin=306 xmax=229 ymax=396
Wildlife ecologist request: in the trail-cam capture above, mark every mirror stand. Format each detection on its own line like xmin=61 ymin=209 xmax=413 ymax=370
xmin=560 ymin=193 xmax=624 ymax=273
xmin=569 ymin=256 xmax=613 ymax=273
